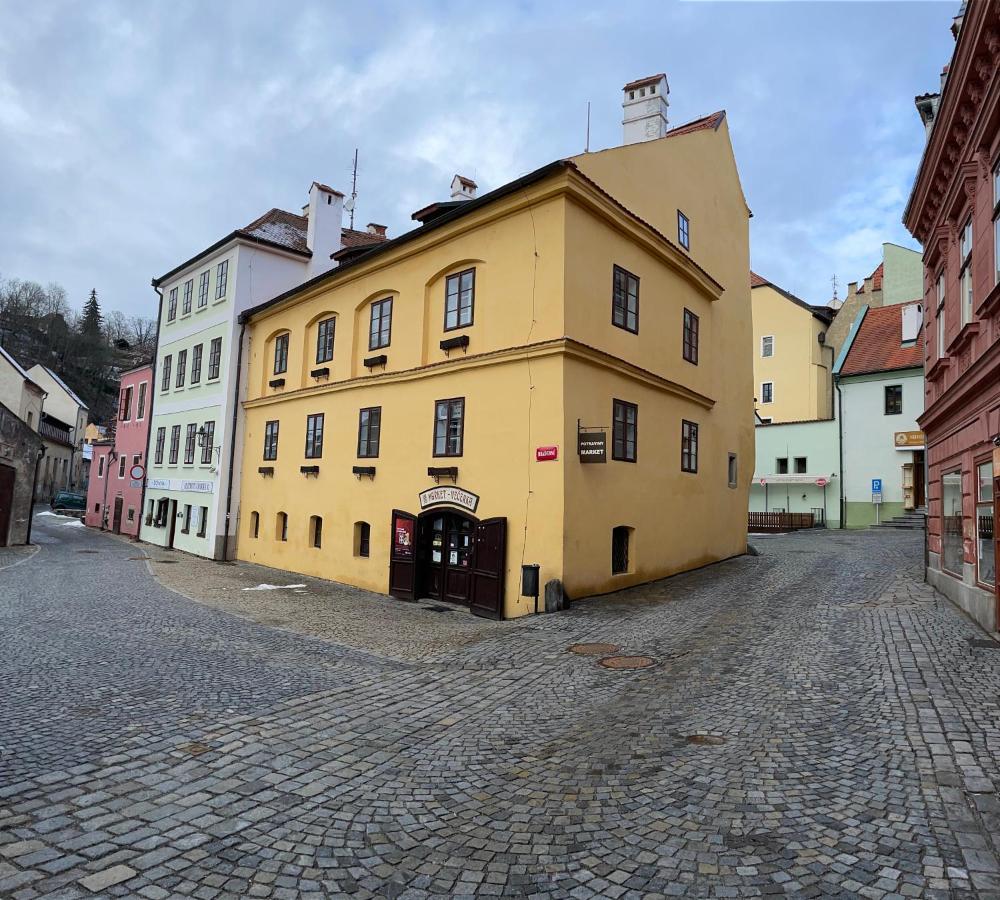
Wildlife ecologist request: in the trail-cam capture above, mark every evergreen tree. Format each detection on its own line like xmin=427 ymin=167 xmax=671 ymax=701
xmin=80 ymin=288 xmax=102 ymax=337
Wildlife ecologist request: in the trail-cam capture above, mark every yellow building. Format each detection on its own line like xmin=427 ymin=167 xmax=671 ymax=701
xmin=750 ymin=273 xmax=836 ymax=423
xmin=237 ymin=82 xmax=753 ymax=619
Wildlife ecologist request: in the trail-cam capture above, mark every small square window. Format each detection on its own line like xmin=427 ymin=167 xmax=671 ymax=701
xmin=761 ymin=382 xmax=774 ymax=404
xmin=884 ymin=385 xmax=902 ymax=415
xmin=794 ymin=457 xmax=807 ymax=474
xmin=776 ymin=457 xmax=789 ymax=474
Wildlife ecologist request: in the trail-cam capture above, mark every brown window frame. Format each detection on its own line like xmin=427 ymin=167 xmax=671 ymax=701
xmin=683 ymin=308 xmax=699 ymax=364
xmin=369 ymin=297 xmax=393 ymax=350
xmin=304 ymin=413 xmax=324 ymax=459
xmin=311 ymin=515 xmax=323 ymax=549
xmin=273 ymin=333 xmax=289 ymax=375
xmin=120 ymin=385 xmax=133 ymax=421
xmin=263 ymin=420 xmax=279 ymax=461
xmin=612 ymin=399 xmax=637 ymax=462
xmin=357 ymin=521 xmax=371 ymax=558
xmin=176 ymin=349 xmax=187 ymax=388
xmin=433 ymin=397 xmax=465 ymax=457
xmin=612 ymin=265 xmax=639 ymax=334
xmin=357 ymin=406 xmax=381 ymax=458
xmin=200 ymin=421 xmax=215 ymax=464
xmin=681 ymin=419 xmax=699 ymax=473
xmin=444 ymin=268 xmax=476 ymax=331
xmin=136 ymin=381 xmax=147 ymax=419
xmin=208 ymin=337 xmax=222 ymax=380
xmin=316 ymin=317 xmax=335 ymax=364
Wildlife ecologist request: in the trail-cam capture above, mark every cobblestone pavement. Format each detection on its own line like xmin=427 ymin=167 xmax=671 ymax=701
xmin=2 ymin=517 xmax=1000 ymax=899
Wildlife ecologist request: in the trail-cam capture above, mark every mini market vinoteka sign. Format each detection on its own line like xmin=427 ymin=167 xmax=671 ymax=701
xmin=418 ymin=486 xmax=480 ymax=513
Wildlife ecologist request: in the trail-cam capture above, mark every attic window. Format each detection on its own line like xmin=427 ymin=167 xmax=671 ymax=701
xmin=650 ymin=85 xmax=655 ymax=94
xmin=639 ymin=88 xmax=645 ymax=97
xmin=327 ymin=195 xmax=332 ymax=205
xmin=629 ymin=91 xmax=635 ymax=100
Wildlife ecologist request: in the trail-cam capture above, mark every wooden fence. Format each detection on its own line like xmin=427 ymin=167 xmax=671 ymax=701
xmin=748 ymin=511 xmax=816 ymax=533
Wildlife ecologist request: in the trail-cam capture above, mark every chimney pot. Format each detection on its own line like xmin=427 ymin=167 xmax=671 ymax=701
xmin=450 ymin=175 xmax=477 ymax=202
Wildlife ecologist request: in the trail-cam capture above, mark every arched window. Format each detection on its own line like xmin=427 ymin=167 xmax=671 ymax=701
xmin=310 ymin=515 xmax=322 ymax=549
xmin=250 ymin=511 xmax=259 ymax=539
xmin=354 ymin=521 xmax=371 ymax=557
xmin=277 ymin=511 xmax=288 ymax=542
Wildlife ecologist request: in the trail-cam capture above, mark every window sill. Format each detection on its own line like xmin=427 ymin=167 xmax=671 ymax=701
xmin=925 ymin=355 xmax=951 ymax=381
xmin=946 ymin=320 xmax=982 ymax=355
xmin=976 ymin=279 xmax=1000 ymax=318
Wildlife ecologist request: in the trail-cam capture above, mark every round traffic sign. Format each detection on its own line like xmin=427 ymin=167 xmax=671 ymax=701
xmin=129 ymin=464 xmax=146 ymax=480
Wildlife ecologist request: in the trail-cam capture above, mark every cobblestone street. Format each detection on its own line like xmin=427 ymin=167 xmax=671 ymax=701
xmin=2 ymin=516 xmax=1000 ymax=899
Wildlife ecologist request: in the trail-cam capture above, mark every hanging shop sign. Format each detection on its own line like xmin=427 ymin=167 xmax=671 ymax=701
xmin=893 ymin=431 xmax=924 ymax=449
xmin=536 ymin=446 xmax=558 ymax=462
xmin=418 ymin=486 xmax=480 ymax=513
xmin=578 ymin=432 xmax=607 ymax=463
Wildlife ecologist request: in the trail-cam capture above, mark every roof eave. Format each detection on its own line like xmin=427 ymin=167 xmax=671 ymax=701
xmin=152 ymin=231 xmax=311 ymax=288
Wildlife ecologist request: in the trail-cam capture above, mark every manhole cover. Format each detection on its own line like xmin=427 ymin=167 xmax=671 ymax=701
xmin=969 ymin=638 xmax=1000 ymax=649
xmin=568 ymin=643 xmax=621 ymax=656
xmin=599 ymin=655 xmax=656 ymax=670
xmin=75 ymin=550 xmax=99 ymax=554
xmin=176 ymin=741 xmax=212 ymax=756
xmin=685 ymin=733 xmax=726 ymax=746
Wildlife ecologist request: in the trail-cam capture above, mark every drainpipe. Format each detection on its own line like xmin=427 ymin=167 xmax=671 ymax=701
xmin=25 ymin=445 xmax=46 ymax=546
xmin=835 ymin=377 xmax=845 ymax=529
xmin=222 ymin=321 xmax=246 ymax=561
xmin=138 ymin=283 xmax=164 ymax=542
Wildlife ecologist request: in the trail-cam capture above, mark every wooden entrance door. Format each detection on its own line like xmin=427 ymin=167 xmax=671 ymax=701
xmin=418 ymin=512 xmax=475 ymax=605
xmin=112 ymin=496 xmax=123 ymax=534
xmin=0 ymin=464 xmax=15 ymax=548
xmin=470 ymin=517 xmax=506 ymax=619
xmin=388 ymin=509 xmax=417 ymax=601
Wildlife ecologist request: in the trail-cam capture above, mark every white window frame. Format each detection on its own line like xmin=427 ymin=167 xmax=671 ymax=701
xmin=936 ymin=271 xmax=946 ymax=357
xmin=960 ymin=216 xmax=973 ymax=326
xmin=761 ymin=335 xmax=774 ymax=358
xmin=761 ymin=381 xmax=774 ymax=404
xmin=994 ymin=159 xmax=1000 ymax=287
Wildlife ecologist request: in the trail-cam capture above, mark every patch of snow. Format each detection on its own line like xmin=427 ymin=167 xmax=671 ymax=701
xmin=60 ymin=519 xmax=86 ymax=528
xmin=241 ymin=583 xmax=307 ymax=592
xmin=37 ymin=511 xmax=74 ymax=518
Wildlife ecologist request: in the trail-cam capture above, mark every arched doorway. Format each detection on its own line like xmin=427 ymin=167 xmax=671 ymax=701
xmin=389 ymin=508 xmax=506 ymax=619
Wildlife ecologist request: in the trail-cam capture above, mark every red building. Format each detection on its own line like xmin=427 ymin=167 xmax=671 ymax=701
xmin=85 ymin=364 xmax=153 ymax=537
xmin=904 ymin=2 xmax=1000 ymax=632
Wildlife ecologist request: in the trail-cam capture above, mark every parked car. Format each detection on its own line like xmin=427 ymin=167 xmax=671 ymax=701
xmin=50 ymin=491 xmax=86 ymax=517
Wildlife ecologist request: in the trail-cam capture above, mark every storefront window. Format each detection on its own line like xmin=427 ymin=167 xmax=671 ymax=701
xmin=941 ymin=471 xmax=963 ymax=576
xmin=977 ymin=461 xmax=994 ymax=588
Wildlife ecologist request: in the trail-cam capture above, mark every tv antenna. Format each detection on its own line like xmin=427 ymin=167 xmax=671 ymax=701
xmin=585 ymin=101 xmax=591 ymax=153
xmin=346 ymin=148 xmax=359 ymax=229
xmin=831 ymin=273 xmax=839 ymax=304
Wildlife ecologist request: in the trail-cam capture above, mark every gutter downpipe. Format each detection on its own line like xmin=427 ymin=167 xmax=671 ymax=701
xmin=222 ymin=321 xmax=246 ymax=562
xmin=138 ymin=284 xmax=164 ymax=542
xmin=836 ymin=376 xmax=845 ymax=529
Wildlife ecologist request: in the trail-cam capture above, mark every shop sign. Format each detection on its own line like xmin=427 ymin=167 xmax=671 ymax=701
xmin=419 ymin=486 xmax=480 ymax=513
xmin=894 ymin=431 xmax=924 ymax=449
xmin=578 ymin=432 xmax=606 ymax=463
xmin=144 ymin=478 xmax=215 ymax=493
xmin=536 ymin=446 xmax=558 ymax=462
xmin=393 ymin=517 xmax=414 ymax=559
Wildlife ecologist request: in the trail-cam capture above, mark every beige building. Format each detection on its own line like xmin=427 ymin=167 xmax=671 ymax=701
xmin=26 ymin=364 xmax=89 ymax=499
xmin=0 ymin=346 xmax=45 ymax=430
xmin=750 ymin=273 xmax=835 ymax=423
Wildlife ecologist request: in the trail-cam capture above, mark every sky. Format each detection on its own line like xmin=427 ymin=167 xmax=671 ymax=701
xmin=0 ymin=1 xmax=958 ymax=318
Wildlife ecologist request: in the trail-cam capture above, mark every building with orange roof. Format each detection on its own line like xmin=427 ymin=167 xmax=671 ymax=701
xmin=833 ymin=302 xmax=925 ymax=527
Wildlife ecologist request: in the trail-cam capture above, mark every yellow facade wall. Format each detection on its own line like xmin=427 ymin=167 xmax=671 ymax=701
xmin=751 ymin=284 xmax=832 ymax=422
xmin=238 ymin=127 xmax=753 ymax=618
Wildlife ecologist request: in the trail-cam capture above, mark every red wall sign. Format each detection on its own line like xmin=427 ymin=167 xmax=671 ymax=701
xmin=536 ymin=446 xmax=559 ymax=462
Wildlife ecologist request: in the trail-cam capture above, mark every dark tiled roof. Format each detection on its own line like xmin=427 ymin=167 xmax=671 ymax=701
xmin=623 ymin=73 xmax=666 ymax=91
xmin=839 ymin=304 xmax=923 ymax=376
xmin=750 ymin=272 xmax=834 ymax=323
xmin=240 ymin=208 xmax=309 ymax=253
xmin=340 ymin=228 xmax=388 ymax=249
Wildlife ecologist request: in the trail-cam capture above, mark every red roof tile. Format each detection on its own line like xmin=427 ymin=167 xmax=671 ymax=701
xmin=663 ymin=111 xmax=726 ymax=139
xmin=240 ymin=208 xmax=309 ymax=253
xmin=340 ymin=228 xmax=388 ymax=249
xmin=855 ymin=262 xmax=883 ymax=294
xmin=750 ymin=271 xmax=769 ymax=288
xmin=839 ymin=304 xmax=923 ymax=376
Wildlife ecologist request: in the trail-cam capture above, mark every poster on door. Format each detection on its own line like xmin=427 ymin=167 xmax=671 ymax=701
xmin=393 ymin=517 xmax=414 ymax=559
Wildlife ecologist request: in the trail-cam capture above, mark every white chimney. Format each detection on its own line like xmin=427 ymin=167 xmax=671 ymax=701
xmin=622 ymin=74 xmax=669 ymax=145
xmin=450 ymin=175 xmax=477 ymax=201
xmin=306 ymin=182 xmax=345 ymax=278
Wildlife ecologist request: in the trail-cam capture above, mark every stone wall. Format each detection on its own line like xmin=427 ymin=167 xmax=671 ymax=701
xmin=0 ymin=401 xmax=44 ymax=545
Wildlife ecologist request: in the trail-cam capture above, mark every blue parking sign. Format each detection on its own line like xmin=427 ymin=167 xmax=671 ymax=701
xmin=871 ymin=478 xmax=882 ymax=493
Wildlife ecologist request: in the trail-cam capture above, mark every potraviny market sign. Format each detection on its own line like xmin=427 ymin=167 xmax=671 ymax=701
xmin=418 ymin=486 xmax=480 ymax=513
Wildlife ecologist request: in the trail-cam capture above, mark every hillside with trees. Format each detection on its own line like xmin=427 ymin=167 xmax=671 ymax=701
xmin=0 ymin=275 xmax=156 ymax=425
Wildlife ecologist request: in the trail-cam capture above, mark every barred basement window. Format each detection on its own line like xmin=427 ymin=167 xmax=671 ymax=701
xmin=612 ymin=526 xmax=631 ymax=575
xmin=277 ymin=511 xmax=288 ymax=542
xmin=249 ymin=511 xmax=259 ymax=539
xmin=310 ymin=515 xmax=323 ymax=549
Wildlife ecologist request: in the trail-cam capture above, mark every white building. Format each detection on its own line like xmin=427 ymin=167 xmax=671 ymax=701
xmin=142 ymin=182 xmax=387 ymax=559
xmin=834 ymin=302 xmax=925 ymax=527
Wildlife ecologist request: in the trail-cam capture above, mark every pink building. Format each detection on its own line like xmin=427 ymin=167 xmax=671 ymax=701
xmin=85 ymin=364 xmax=152 ymax=536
